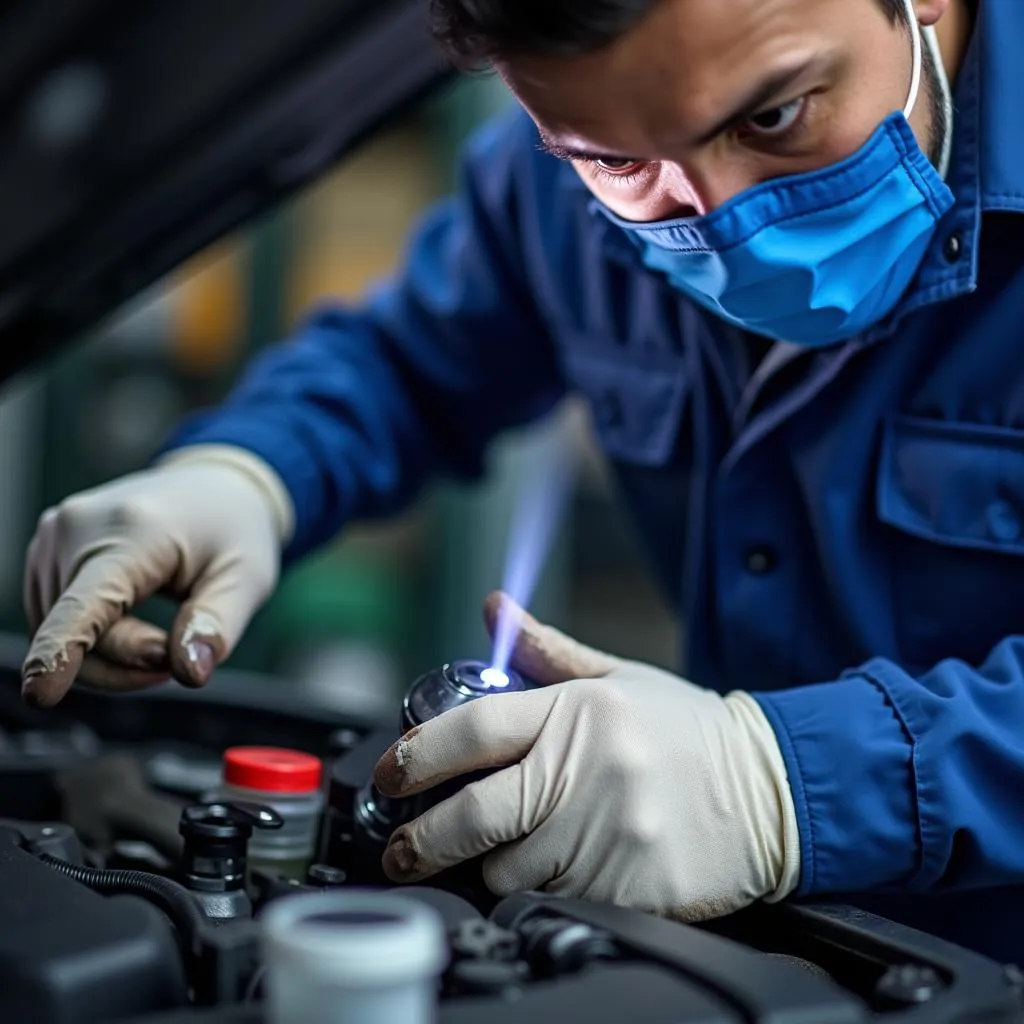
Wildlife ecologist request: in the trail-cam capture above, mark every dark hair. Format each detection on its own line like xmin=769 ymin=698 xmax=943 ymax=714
xmin=429 ymin=0 xmax=909 ymax=68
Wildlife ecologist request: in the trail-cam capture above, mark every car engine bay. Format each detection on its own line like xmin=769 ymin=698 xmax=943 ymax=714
xmin=1 ymin=643 xmax=1022 ymax=1024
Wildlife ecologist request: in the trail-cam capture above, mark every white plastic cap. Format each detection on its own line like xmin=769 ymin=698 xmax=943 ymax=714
xmin=260 ymin=890 xmax=449 ymax=987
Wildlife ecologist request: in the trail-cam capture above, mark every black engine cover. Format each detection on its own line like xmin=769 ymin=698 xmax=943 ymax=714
xmin=0 ymin=827 xmax=188 ymax=1024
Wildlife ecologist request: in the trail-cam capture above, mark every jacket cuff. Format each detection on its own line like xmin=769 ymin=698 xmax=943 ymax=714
xmin=753 ymin=675 xmax=918 ymax=896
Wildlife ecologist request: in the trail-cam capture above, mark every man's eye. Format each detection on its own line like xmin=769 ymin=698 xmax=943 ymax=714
xmin=744 ymin=97 xmax=806 ymax=136
xmin=595 ymin=157 xmax=645 ymax=175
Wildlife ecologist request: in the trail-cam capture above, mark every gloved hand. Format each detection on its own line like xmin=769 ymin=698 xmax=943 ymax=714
xmin=374 ymin=593 xmax=801 ymax=922
xmin=21 ymin=445 xmax=293 ymax=708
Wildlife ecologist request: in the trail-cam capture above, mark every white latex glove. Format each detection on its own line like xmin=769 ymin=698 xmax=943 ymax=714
xmin=21 ymin=445 xmax=293 ymax=708
xmin=373 ymin=593 xmax=801 ymax=922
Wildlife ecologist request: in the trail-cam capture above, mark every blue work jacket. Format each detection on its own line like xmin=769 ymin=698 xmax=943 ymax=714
xmin=165 ymin=3 xmax=1024 ymax=963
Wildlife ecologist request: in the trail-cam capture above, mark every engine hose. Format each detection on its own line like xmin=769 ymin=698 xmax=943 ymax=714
xmin=39 ymin=854 xmax=207 ymax=957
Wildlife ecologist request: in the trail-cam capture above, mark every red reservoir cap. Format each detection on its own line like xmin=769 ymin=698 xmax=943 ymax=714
xmin=223 ymin=746 xmax=322 ymax=793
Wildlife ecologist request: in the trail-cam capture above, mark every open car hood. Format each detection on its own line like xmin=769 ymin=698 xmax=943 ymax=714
xmin=0 ymin=0 xmax=450 ymax=384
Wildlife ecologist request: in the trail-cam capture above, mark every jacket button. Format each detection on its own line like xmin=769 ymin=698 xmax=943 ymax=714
xmin=943 ymin=232 xmax=963 ymax=263
xmin=595 ymin=390 xmax=624 ymax=430
xmin=987 ymin=501 xmax=1022 ymax=544
xmin=745 ymin=547 xmax=777 ymax=574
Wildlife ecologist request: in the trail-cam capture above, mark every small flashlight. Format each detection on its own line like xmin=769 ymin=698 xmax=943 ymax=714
xmin=400 ymin=660 xmax=528 ymax=734
xmin=347 ymin=659 xmax=537 ymax=873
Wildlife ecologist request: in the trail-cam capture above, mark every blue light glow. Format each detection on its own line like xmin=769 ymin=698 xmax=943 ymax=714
xmin=479 ymin=667 xmax=511 ymax=689
xmin=490 ymin=428 xmax=577 ymax=676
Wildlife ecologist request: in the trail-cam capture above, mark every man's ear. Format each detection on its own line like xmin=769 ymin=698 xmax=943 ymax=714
xmin=913 ymin=0 xmax=952 ymax=29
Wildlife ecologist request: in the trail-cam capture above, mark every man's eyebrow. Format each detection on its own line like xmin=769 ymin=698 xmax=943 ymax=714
xmin=537 ymin=55 xmax=831 ymax=163
xmin=692 ymin=57 xmax=829 ymax=146
xmin=536 ymin=132 xmax=632 ymax=164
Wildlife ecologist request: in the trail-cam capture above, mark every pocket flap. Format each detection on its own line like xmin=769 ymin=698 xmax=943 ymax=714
xmin=877 ymin=415 xmax=1024 ymax=554
xmin=562 ymin=347 xmax=688 ymax=466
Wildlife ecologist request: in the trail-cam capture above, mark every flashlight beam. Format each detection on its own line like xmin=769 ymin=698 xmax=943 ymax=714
xmin=490 ymin=428 xmax=577 ymax=676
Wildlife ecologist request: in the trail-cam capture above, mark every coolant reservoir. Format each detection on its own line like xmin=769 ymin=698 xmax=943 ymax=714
xmin=260 ymin=890 xmax=448 ymax=1024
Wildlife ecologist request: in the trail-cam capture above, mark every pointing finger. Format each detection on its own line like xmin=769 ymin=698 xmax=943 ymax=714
xmin=23 ymin=515 xmax=59 ymax=633
xmin=22 ymin=553 xmax=147 ymax=708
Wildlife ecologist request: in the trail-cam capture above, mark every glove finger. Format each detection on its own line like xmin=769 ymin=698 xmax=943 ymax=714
xmin=382 ymin=764 xmax=527 ymax=883
xmin=167 ymin=599 xmax=223 ymax=689
xmin=167 ymin=554 xmax=273 ymax=687
xmin=76 ymin=650 xmax=173 ymax=692
xmin=483 ymin=590 xmax=620 ymax=685
xmin=482 ymin=831 xmax=557 ymax=896
xmin=93 ymin=616 xmax=170 ymax=673
xmin=22 ymin=553 xmax=151 ymax=708
xmin=22 ymin=511 xmax=61 ymax=632
xmin=373 ymin=688 xmax=554 ymax=798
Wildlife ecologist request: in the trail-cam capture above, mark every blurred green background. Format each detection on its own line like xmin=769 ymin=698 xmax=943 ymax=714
xmin=0 ymin=77 xmax=677 ymax=723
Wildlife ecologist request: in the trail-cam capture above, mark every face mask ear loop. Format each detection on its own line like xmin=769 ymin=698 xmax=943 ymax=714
xmin=900 ymin=0 xmax=953 ymax=181
xmin=901 ymin=0 xmax=924 ymax=117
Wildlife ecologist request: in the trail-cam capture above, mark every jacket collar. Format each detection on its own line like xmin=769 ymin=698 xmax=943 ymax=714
xmin=973 ymin=0 xmax=1024 ymax=213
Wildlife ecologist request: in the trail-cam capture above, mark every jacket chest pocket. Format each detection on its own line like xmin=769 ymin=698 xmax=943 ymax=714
xmin=559 ymin=336 xmax=693 ymax=610
xmin=560 ymin=342 xmax=689 ymax=466
xmin=877 ymin=415 xmax=1024 ymax=669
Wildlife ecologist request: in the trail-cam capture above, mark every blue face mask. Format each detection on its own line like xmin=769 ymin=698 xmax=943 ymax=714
xmin=603 ymin=10 xmax=957 ymax=348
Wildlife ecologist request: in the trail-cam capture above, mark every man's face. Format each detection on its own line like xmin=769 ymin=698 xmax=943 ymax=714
xmin=499 ymin=0 xmax=951 ymax=223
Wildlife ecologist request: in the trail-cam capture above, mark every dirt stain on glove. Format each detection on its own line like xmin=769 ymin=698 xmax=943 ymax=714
xmin=382 ymin=829 xmax=425 ymax=882
xmin=22 ymin=643 xmax=79 ymax=708
xmin=169 ymin=608 xmax=222 ymax=687
xmin=373 ymin=728 xmax=420 ymax=797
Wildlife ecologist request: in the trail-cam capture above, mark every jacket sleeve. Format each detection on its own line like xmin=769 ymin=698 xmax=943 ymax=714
xmin=754 ymin=636 xmax=1024 ymax=897
xmin=159 ymin=111 xmax=565 ymax=562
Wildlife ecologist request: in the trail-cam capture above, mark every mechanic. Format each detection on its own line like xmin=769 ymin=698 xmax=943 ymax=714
xmin=20 ymin=0 xmax=1024 ymax=962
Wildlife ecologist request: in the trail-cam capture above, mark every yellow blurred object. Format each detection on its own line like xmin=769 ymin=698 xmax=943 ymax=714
xmin=286 ymin=127 xmax=441 ymax=321
xmin=289 ymin=241 xmax=406 ymax=310
xmin=170 ymin=240 xmax=248 ymax=373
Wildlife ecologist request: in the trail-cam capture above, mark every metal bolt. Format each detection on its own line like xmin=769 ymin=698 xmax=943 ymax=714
xmin=307 ymin=864 xmax=347 ymax=887
xmin=450 ymin=920 xmax=520 ymax=962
